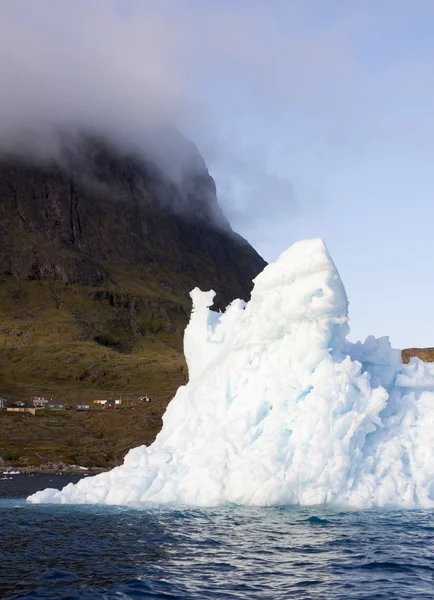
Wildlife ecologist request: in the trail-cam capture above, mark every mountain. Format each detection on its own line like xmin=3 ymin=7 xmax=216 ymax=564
xmin=0 ymin=131 xmax=266 ymax=403
xmin=402 ymin=348 xmax=434 ymax=363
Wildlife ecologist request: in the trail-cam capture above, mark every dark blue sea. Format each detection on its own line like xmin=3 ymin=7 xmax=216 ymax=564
xmin=1 ymin=476 xmax=434 ymax=599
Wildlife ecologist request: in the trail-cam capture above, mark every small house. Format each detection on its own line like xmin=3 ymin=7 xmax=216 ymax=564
xmin=93 ymin=400 xmax=107 ymax=406
xmin=46 ymin=402 xmax=65 ymax=410
xmin=7 ymin=405 xmax=36 ymax=415
xmin=76 ymin=404 xmax=90 ymax=411
xmin=30 ymin=396 xmax=50 ymax=408
xmin=139 ymin=396 xmax=151 ymax=403
xmin=105 ymin=400 xmax=116 ymax=409
xmin=0 ymin=397 xmax=8 ymax=409
xmin=115 ymin=399 xmax=122 ymax=405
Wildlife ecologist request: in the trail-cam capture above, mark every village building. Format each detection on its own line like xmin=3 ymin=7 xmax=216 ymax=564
xmin=30 ymin=396 xmax=51 ymax=408
xmin=45 ymin=402 xmax=65 ymax=410
xmin=7 ymin=405 xmax=36 ymax=415
xmin=105 ymin=400 xmax=116 ymax=409
xmin=0 ymin=397 xmax=8 ymax=409
xmin=93 ymin=399 xmax=122 ymax=407
xmin=76 ymin=404 xmax=90 ymax=411
xmin=139 ymin=396 xmax=152 ymax=403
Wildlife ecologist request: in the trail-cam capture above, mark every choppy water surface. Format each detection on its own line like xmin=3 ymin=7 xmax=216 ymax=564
xmin=1 ymin=477 xmax=434 ymax=599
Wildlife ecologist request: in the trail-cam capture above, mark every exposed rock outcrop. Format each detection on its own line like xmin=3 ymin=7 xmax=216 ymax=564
xmin=0 ymin=130 xmax=266 ymax=401
xmin=0 ymin=133 xmax=265 ymax=306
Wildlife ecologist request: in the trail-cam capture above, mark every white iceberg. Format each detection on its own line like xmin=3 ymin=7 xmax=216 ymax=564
xmin=28 ymin=238 xmax=434 ymax=508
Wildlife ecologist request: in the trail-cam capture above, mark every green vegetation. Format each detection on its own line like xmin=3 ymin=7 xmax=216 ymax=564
xmin=0 ymin=268 xmax=191 ymax=467
xmin=0 ymin=401 xmax=168 ymax=468
xmin=0 ymin=268 xmax=188 ymax=403
xmin=0 ymin=135 xmax=267 ymax=467
xmin=1 ymin=272 xmax=432 ymax=469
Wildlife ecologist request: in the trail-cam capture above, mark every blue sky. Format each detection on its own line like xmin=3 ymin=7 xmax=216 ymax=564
xmin=1 ymin=0 xmax=434 ymax=348
xmin=184 ymin=1 xmax=434 ymax=349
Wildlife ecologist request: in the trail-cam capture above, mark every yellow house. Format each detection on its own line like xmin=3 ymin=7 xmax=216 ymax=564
xmin=7 ymin=407 xmax=36 ymax=415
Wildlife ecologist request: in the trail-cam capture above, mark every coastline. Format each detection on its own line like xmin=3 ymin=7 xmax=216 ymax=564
xmin=2 ymin=464 xmax=109 ymax=476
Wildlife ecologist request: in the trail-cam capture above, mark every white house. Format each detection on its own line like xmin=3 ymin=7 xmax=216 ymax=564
xmin=30 ymin=396 xmax=50 ymax=407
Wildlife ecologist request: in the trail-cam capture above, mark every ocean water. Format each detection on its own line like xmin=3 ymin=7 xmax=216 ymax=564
xmin=1 ymin=476 xmax=434 ymax=599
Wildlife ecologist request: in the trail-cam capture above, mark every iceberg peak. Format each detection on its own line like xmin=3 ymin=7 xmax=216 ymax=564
xmin=28 ymin=238 xmax=434 ymax=509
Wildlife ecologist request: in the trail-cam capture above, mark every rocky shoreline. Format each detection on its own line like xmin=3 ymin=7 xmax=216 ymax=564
xmin=1 ymin=463 xmax=108 ymax=475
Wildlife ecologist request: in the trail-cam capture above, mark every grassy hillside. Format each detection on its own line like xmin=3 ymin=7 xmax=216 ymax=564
xmin=2 ymin=275 xmax=434 ymax=469
xmin=0 ymin=270 xmax=190 ymax=468
xmin=0 ymin=132 xmax=268 ymax=468
xmin=0 ymin=262 xmax=190 ymax=404
xmin=0 ymin=400 xmax=169 ymax=468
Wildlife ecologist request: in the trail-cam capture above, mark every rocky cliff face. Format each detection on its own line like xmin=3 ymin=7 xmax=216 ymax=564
xmin=0 ymin=134 xmax=264 ymax=305
xmin=0 ymin=132 xmax=266 ymax=401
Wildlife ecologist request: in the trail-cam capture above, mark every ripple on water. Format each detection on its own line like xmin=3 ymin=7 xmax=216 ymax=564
xmin=1 ymin=478 xmax=434 ymax=599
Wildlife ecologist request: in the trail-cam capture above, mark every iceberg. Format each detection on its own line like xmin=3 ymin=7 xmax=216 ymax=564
xmin=28 ymin=238 xmax=434 ymax=508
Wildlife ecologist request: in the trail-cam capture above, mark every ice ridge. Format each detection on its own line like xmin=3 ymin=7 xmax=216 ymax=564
xmin=28 ymin=238 xmax=434 ymax=508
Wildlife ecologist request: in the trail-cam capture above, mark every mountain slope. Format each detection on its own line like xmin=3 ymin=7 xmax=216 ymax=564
xmin=0 ymin=132 xmax=266 ymax=403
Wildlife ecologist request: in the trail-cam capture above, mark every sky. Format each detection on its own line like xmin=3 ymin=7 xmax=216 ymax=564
xmin=1 ymin=0 xmax=434 ymax=348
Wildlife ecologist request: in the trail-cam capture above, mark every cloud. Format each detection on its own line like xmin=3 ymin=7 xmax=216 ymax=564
xmin=0 ymin=1 xmax=186 ymax=156
xmin=1 ymin=0 xmax=434 ymax=250
xmin=0 ymin=0 xmax=302 ymax=228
